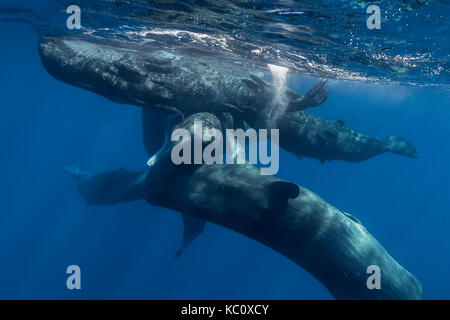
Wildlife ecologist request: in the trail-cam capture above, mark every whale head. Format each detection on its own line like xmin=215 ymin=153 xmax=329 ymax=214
xmin=38 ymin=36 xmax=177 ymax=109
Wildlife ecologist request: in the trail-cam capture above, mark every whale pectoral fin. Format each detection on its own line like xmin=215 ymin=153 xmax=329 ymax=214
xmin=291 ymin=80 xmax=328 ymax=112
xmin=268 ymin=181 xmax=300 ymax=213
xmin=305 ymin=80 xmax=328 ymax=107
xmin=175 ymin=214 xmax=207 ymax=259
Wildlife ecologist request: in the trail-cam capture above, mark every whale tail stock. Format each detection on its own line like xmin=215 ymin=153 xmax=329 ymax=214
xmin=385 ymin=134 xmax=419 ymax=159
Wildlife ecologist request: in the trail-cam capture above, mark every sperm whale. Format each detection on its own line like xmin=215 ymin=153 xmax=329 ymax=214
xmin=38 ymin=36 xmax=418 ymax=163
xmin=64 ymin=113 xmax=426 ymax=300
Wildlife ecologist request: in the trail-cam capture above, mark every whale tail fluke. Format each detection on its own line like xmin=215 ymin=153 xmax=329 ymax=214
xmin=64 ymin=165 xmax=147 ymax=206
xmin=385 ymin=134 xmax=419 ymax=159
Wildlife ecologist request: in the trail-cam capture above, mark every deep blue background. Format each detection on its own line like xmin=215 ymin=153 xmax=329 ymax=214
xmin=0 ymin=24 xmax=449 ymax=299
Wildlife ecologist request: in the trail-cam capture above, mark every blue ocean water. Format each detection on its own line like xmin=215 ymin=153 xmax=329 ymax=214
xmin=0 ymin=0 xmax=449 ymax=299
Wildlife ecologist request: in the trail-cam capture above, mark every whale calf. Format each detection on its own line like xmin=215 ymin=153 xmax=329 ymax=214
xmin=279 ymin=111 xmax=419 ymax=162
xmin=65 ymin=113 xmax=426 ymax=299
xmin=38 ymin=36 xmax=418 ymax=163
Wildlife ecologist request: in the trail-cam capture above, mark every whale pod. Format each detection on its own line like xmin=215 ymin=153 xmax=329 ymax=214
xmin=38 ymin=36 xmax=418 ymax=163
xmin=65 ymin=113 xmax=427 ymax=300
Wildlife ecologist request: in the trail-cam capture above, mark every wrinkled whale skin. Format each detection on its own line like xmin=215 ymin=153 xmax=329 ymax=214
xmin=39 ymin=36 xmax=418 ymax=162
xmin=67 ymin=113 xmax=426 ymax=300
xmin=38 ymin=37 xmax=308 ymax=116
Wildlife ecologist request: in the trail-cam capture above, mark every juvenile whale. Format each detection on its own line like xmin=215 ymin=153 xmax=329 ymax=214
xmin=65 ymin=112 xmax=426 ymax=300
xmin=38 ymin=36 xmax=418 ymax=163
xmin=278 ymin=111 xmax=419 ymax=162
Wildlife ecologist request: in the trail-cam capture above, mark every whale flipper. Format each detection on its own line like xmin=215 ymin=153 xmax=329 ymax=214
xmin=175 ymin=214 xmax=207 ymax=259
xmin=288 ymin=80 xmax=328 ymax=112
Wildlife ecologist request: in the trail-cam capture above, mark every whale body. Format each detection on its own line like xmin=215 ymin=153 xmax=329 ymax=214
xmin=38 ymin=36 xmax=418 ymax=163
xmin=65 ymin=113 xmax=427 ymax=300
